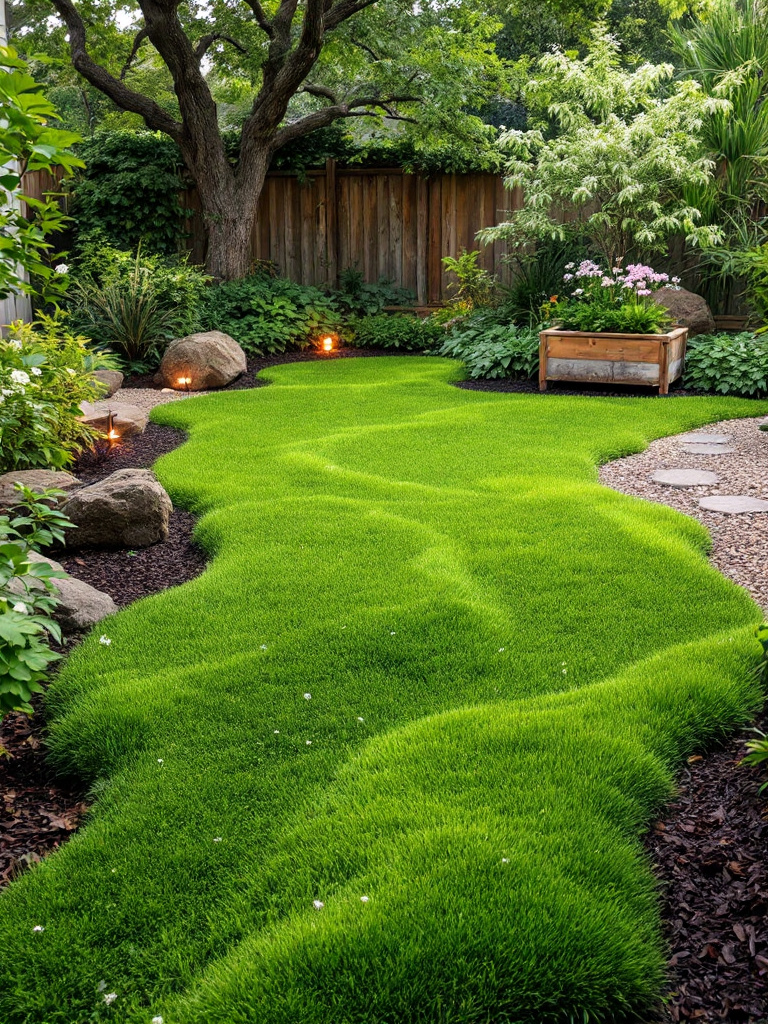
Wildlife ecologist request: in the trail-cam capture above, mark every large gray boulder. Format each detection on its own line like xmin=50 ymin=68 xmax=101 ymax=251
xmin=79 ymin=399 xmax=148 ymax=438
xmin=653 ymin=286 xmax=715 ymax=337
xmin=92 ymin=369 xmax=124 ymax=397
xmin=10 ymin=550 xmax=117 ymax=632
xmin=160 ymin=331 xmax=246 ymax=390
xmin=0 ymin=470 xmax=81 ymax=509
xmin=62 ymin=469 xmax=172 ymax=549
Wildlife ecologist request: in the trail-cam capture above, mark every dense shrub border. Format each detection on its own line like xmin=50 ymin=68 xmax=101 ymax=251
xmin=0 ymin=358 xmax=765 ymax=1023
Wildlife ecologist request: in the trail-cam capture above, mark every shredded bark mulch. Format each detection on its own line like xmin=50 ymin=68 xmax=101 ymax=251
xmin=648 ymin=713 xmax=768 ymax=1023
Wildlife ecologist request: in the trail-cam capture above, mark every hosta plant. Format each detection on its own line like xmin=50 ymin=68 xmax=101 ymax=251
xmin=550 ymin=261 xmax=675 ymax=334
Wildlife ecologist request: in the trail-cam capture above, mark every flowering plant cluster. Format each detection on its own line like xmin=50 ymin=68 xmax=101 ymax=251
xmin=0 ymin=485 xmax=75 ymax=718
xmin=549 ymin=261 xmax=678 ymax=334
xmin=0 ymin=314 xmax=110 ymax=473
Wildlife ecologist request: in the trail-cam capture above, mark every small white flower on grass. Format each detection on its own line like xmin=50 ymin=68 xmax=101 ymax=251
xmin=54 ymin=263 xmax=69 ymax=274
xmin=501 ymin=858 xmax=509 ymax=864
xmin=360 ymin=896 xmax=370 ymax=903
xmin=273 ymin=729 xmax=280 ymax=734
xmin=498 ymin=647 xmax=505 ymax=653
xmin=151 ymin=1017 xmax=164 ymax=1024
xmin=32 ymin=925 xmax=45 ymax=933
xmin=99 ymin=635 xmax=111 ymax=646
xmin=213 ymin=837 xmax=222 ymax=843
xmin=562 ymin=668 xmax=567 ymax=675
xmin=259 ymin=644 xmax=268 ymax=650
xmin=306 ymin=740 xmax=312 ymax=746
xmin=157 ymin=758 xmax=164 ymax=765
xmin=356 ymin=716 xmax=364 ymax=723
xmin=312 ymin=900 xmax=324 ymax=910
xmin=12 ymin=602 xmax=27 ymax=614
xmin=389 ymin=631 xmax=396 ymax=635
xmin=303 ymin=693 xmax=312 ymax=700
xmin=103 ymin=993 xmax=117 ymax=1006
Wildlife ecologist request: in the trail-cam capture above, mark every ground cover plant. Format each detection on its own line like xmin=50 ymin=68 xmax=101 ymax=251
xmin=684 ymin=331 xmax=768 ymax=397
xmin=0 ymin=358 xmax=766 ymax=1023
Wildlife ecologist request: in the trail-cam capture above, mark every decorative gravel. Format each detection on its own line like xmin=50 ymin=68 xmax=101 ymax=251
xmin=109 ymin=385 xmax=209 ymax=412
xmin=600 ymin=415 xmax=768 ymax=612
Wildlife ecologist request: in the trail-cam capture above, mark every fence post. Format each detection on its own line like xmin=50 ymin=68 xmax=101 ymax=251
xmin=325 ymin=158 xmax=338 ymax=289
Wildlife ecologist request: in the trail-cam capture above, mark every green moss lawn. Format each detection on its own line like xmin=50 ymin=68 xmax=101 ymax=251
xmin=1 ymin=357 xmax=766 ymax=1023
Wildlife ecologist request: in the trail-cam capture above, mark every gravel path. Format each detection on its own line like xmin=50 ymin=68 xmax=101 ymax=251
xmin=600 ymin=415 xmax=768 ymax=612
xmin=110 ymin=385 xmax=209 ymax=412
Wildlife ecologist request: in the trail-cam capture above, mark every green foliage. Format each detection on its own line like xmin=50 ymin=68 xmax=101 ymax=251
xmin=741 ymin=732 xmax=768 ymax=793
xmin=1 ymin=359 xmax=766 ymax=1022
xmin=482 ymin=30 xmax=725 ymax=266
xmin=0 ymin=485 xmax=74 ymax=717
xmin=351 ymin=314 xmax=444 ymax=351
xmin=683 ymin=331 xmax=768 ymax=397
xmin=201 ymin=275 xmax=344 ymax=355
xmin=0 ymin=45 xmax=83 ymax=303
xmin=439 ymin=307 xmax=540 ymax=378
xmin=441 ymin=249 xmax=497 ymax=307
xmin=0 ymin=315 xmax=103 ymax=473
xmin=336 ymin=267 xmax=415 ymax=316
xmin=551 ymin=260 xmax=674 ymax=334
xmin=67 ymin=245 xmax=210 ymax=369
xmin=505 ymin=239 xmax=588 ymax=323
xmin=70 ymin=130 xmax=191 ymax=255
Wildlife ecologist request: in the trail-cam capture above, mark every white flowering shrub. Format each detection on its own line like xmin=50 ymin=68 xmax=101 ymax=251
xmin=0 ymin=314 xmax=109 ymax=472
xmin=0 ymin=485 xmax=75 ymax=717
xmin=481 ymin=30 xmax=728 ymax=266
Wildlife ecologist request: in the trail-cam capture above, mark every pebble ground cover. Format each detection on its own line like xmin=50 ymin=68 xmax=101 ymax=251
xmin=1 ymin=356 xmax=767 ymax=1024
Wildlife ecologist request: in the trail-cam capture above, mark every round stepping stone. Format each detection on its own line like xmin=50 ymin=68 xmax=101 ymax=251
xmin=679 ymin=443 xmax=736 ymax=455
xmin=651 ymin=469 xmax=719 ymax=488
xmin=679 ymin=432 xmax=732 ymax=444
xmin=698 ymin=495 xmax=768 ymax=514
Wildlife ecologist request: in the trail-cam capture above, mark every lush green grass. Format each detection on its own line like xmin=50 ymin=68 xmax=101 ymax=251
xmin=1 ymin=357 xmax=766 ymax=1024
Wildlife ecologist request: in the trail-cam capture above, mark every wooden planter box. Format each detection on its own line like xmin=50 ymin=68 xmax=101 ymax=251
xmin=538 ymin=326 xmax=689 ymax=395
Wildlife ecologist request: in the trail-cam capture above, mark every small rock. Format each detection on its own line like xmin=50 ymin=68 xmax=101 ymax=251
xmin=651 ymin=469 xmax=719 ymax=488
xmin=698 ymin=495 xmax=768 ymax=514
xmin=92 ymin=369 xmax=124 ymax=398
xmin=79 ymin=400 xmax=148 ymax=438
xmin=0 ymin=470 xmax=81 ymax=510
xmin=10 ymin=551 xmax=116 ymax=631
xmin=679 ymin=433 xmax=733 ymax=445
xmin=159 ymin=331 xmax=246 ymax=391
xmin=62 ymin=469 xmax=172 ymax=549
xmin=652 ymin=287 xmax=715 ymax=336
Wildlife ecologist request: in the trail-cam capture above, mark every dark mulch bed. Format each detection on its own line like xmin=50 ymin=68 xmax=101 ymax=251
xmin=455 ymin=377 xmax=698 ymax=398
xmin=648 ymin=713 xmax=768 ymax=1023
xmin=2 ymin=348 xmax=767 ymax=1024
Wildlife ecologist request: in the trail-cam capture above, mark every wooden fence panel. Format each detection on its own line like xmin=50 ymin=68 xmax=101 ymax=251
xmin=181 ymin=164 xmax=519 ymax=303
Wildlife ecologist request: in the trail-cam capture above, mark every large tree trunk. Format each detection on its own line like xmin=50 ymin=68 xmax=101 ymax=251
xmin=193 ymin=146 xmax=270 ymax=281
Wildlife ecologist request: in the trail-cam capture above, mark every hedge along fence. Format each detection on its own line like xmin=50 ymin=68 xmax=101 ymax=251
xmin=182 ymin=161 xmax=519 ymax=303
xmin=23 ymin=163 xmax=519 ymax=303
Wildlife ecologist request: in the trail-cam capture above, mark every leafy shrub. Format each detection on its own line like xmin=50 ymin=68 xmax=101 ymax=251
xmin=684 ymin=332 xmax=768 ymax=397
xmin=335 ymin=267 xmax=415 ymax=316
xmin=71 ymin=130 xmax=190 ymax=255
xmin=442 ymin=249 xmax=496 ymax=307
xmin=67 ymin=245 xmax=210 ymax=369
xmin=505 ymin=239 xmax=588 ymax=323
xmin=0 ymin=315 xmax=105 ymax=472
xmin=200 ymin=275 xmax=344 ymax=355
xmin=551 ymin=261 xmax=674 ymax=335
xmin=439 ymin=307 xmax=539 ymax=379
xmin=0 ymin=486 xmax=74 ymax=718
xmin=351 ymin=314 xmax=444 ymax=351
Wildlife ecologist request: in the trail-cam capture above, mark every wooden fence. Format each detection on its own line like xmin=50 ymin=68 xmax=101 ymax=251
xmin=183 ymin=163 xmax=519 ymax=304
xmin=21 ymin=164 xmax=519 ymax=305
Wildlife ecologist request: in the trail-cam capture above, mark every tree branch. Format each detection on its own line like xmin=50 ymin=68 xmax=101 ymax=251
xmin=194 ymin=33 xmax=250 ymax=60
xmin=49 ymin=0 xmax=183 ymax=140
xmin=325 ymin=0 xmax=379 ymax=31
xmin=273 ymin=93 xmax=421 ymax=149
xmin=300 ymin=82 xmax=339 ymax=102
xmin=120 ymin=26 xmax=149 ymax=80
xmin=242 ymin=0 xmax=275 ymax=37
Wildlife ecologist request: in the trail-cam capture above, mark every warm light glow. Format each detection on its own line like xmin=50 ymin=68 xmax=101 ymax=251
xmin=322 ymin=336 xmax=334 ymax=352
xmin=177 ymin=376 xmax=192 ymax=386
xmin=108 ymin=429 xmax=120 ymax=441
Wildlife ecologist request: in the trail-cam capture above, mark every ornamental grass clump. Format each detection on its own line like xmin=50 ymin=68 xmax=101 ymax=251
xmin=550 ymin=261 xmax=677 ymax=334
